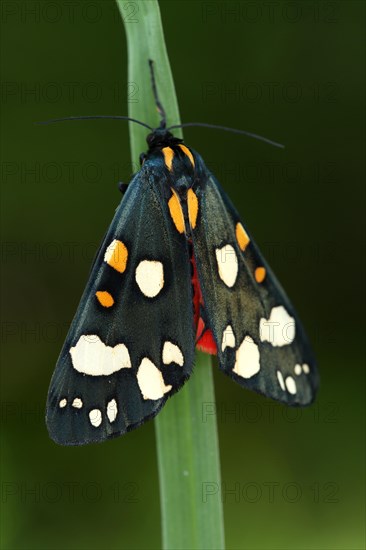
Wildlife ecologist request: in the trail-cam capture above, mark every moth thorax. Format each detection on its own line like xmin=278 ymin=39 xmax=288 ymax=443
xmin=173 ymin=175 xmax=192 ymax=193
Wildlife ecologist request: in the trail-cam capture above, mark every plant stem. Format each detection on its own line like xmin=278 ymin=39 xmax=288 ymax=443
xmin=118 ymin=2 xmax=225 ymax=548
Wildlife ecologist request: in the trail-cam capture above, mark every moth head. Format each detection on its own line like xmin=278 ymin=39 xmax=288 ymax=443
xmin=146 ymin=128 xmax=183 ymax=152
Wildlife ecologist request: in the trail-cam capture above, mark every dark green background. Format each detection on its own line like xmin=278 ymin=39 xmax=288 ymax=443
xmin=1 ymin=1 xmax=365 ymax=549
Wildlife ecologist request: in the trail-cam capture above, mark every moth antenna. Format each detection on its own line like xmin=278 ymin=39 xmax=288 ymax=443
xmin=148 ymin=59 xmax=167 ymax=129
xmin=35 ymin=115 xmax=153 ymax=131
xmin=167 ymin=122 xmax=285 ymax=149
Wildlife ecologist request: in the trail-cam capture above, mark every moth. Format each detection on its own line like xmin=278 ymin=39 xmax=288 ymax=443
xmin=46 ymin=63 xmax=318 ymax=445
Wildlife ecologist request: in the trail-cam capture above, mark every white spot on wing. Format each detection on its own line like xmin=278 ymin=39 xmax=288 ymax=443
xmin=70 ymin=335 xmax=131 ymax=376
xmin=303 ymin=363 xmax=310 ymax=374
xmin=162 ymin=341 xmax=184 ymax=366
xmin=233 ymin=335 xmax=260 ymax=379
xmin=135 ymin=260 xmax=164 ymax=298
xmin=104 ymin=239 xmax=118 ymax=263
xmin=59 ymin=398 xmax=67 ymax=408
xmin=259 ymin=306 xmax=295 ymax=347
xmin=277 ymin=371 xmax=285 ymax=391
xmin=285 ymin=376 xmax=297 ymax=395
xmin=107 ymin=399 xmax=118 ymax=423
xmin=72 ymin=398 xmax=83 ymax=409
xmin=215 ymin=245 xmax=238 ymax=288
xmin=294 ymin=364 xmax=302 ymax=376
xmin=137 ymin=358 xmax=172 ymax=400
xmin=222 ymin=324 xmax=235 ymax=352
xmin=89 ymin=409 xmax=102 ymax=427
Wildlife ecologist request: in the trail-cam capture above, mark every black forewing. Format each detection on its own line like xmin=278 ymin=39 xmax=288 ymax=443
xmin=46 ymin=163 xmax=194 ymax=445
xmin=191 ymin=170 xmax=318 ymax=406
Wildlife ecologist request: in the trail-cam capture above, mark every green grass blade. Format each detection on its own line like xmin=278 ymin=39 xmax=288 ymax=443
xmin=118 ymin=2 xmax=225 ymax=548
xmin=118 ymin=0 xmax=182 ymax=162
xmin=156 ymin=352 xmax=225 ymax=550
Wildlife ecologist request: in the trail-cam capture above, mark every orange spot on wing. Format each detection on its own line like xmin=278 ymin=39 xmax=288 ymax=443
xmin=168 ymin=189 xmax=185 ymax=233
xmin=187 ymin=188 xmax=199 ymax=229
xmin=236 ymin=222 xmax=250 ymax=251
xmin=162 ymin=147 xmax=174 ymax=171
xmin=104 ymin=240 xmax=128 ymax=273
xmin=96 ymin=291 xmax=114 ymax=308
xmin=179 ymin=144 xmax=195 ymax=167
xmin=255 ymin=267 xmax=266 ymax=283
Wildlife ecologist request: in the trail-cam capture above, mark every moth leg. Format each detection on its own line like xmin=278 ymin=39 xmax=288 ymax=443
xmin=139 ymin=153 xmax=147 ymax=166
xmin=118 ymin=181 xmax=129 ymax=194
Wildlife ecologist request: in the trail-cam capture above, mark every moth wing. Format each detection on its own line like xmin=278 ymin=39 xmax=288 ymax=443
xmin=46 ymin=167 xmax=194 ymax=445
xmin=191 ymin=173 xmax=318 ymax=406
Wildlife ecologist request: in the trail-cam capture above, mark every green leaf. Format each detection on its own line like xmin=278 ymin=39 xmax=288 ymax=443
xmin=117 ymin=1 xmax=225 ymax=548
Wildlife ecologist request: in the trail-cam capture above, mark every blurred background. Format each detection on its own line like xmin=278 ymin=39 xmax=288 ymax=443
xmin=1 ymin=1 xmax=365 ymax=548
